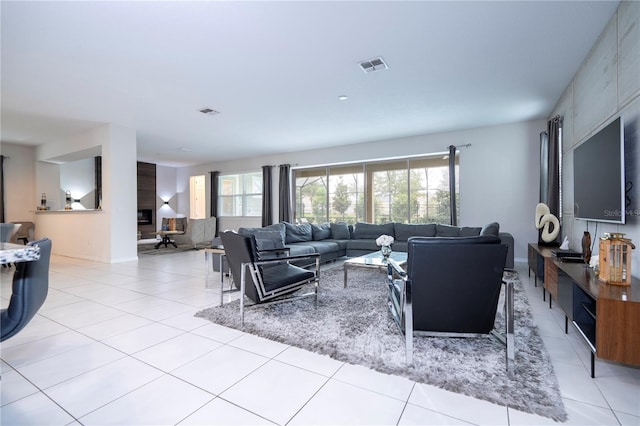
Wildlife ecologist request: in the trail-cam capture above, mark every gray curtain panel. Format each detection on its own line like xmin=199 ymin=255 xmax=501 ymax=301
xmin=539 ymin=131 xmax=549 ymax=205
xmin=448 ymin=145 xmax=457 ymax=226
xmin=262 ymin=165 xmax=273 ymax=227
xmin=95 ymin=156 xmax=102 ymax=209
xmin=210 ymin=171 xmax=219 ymax=234
xmin=0 ymin=155 xmax=5 ymax=222
xmin=546 ymin=116 xmax=562 ymax=219
xmin=279 ymin=164 xmax=292 ymax=223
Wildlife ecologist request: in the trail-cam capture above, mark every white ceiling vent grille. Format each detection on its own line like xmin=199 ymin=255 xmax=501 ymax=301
xmin=359 ymin=57 xmax=388 ymax=73
xmin=199 ymin=108 xmax=220 ymax=116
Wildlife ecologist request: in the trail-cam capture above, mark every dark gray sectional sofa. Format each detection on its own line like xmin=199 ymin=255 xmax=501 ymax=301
xmin=231 ymin=221 xmax=514 ymax=269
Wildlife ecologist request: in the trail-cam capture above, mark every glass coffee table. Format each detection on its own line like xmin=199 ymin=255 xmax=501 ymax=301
xmin=343 ymin=251 xmax=408 ymax=288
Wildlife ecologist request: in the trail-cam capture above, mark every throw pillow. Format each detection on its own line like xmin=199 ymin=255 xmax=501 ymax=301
xmin=481 ymin=222 xmax=500 ymax=237
xmin=239 ymin=223 xmax=286 ymax=246
xmin=436 ymin=224 xmax=460 ymax=237
xmin=394 ymin=223 xmax=436 ymax=241
xmin=283 ymin=222 xmax=313 ymax=243
xmin=330 ymin=222 xmax=351 ymax=239
xmin=353 ymin=222 xmax=394 ymax=239
xmin=252 ymin=230 xmax=286 ymax=251
xmin=311 ymin=222 xmax=331 ymax=240
xmin=460 ymin=226 xmax=482 ymax=237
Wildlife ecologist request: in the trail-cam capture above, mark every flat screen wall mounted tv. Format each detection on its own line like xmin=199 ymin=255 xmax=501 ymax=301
xmin=573 ymin=116 xmax=625 ymax=224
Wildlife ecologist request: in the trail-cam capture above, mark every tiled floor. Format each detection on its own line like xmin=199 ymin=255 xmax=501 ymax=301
xmin=1 ymin=250 xmax=638 ymax=425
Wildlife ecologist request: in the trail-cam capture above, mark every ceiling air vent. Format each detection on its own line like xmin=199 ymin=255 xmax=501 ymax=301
xmin=359 ymin=57 xmax=388 ymax=73
xmin=199 ymin=108 xmax=220 ymax=116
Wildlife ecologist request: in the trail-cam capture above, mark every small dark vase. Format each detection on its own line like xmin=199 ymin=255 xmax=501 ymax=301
xmin=582 ymin=231 xmax=592 ymax=264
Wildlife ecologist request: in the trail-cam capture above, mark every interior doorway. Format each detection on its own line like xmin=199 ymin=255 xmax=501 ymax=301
xmin=189 ymin=175 xmax=206 ymax=219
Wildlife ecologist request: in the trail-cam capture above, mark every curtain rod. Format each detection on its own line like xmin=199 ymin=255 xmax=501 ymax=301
xmin=448 ymin=144 xmax=471 ymax=150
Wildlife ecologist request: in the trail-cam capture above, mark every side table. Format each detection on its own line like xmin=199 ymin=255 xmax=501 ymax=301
xmin=154 ymin=230 xmax=185 ymax=248
xmin=204 ymin=246 xmax=237 ymax=304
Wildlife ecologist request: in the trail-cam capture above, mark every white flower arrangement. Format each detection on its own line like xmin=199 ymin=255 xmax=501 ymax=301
xmin=376 ymin=234 xmax=394 ymax=247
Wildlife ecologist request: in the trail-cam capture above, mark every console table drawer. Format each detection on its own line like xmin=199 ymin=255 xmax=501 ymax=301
xmin=597 ymin=298 xmax=640 ymax=365
xmin=544 ymin=259 xmax=558 ymax=299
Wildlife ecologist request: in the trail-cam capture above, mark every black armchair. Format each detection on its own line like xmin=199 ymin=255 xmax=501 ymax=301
xmin=386 ymin=236 xmax=513 ymax=367
xmin=1 ymin=238 xmax=52 ymax=342
xmin=220 ymin=231 xmax=320 ymax=325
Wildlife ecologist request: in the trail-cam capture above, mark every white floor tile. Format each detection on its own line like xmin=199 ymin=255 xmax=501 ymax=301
xmin=0 ymin=330 xmax=95 ymax=368
xmin=178 ymin=397 xmax=275 ymax=425
xmin=133 ymin=332 xmax=222 ymax=372
xmin=561 ymin=398 xmax=622 ymax=425
xmin=43 ymin=357 xmax=164 ymax=418
xmin=616 ymin=411 xmax=640 ymax=426
xmin=17 ymin=341 xmax=126 ymax=389
xmin=78 ymin=375 xmax=214 ymax=425
xmin=228 ymin=333 xmax=289 ymax=358
xmin=0 ymin=315 xmax=70 ymax=349
xmin=159 ymin=310 xmax=212 ymax=331
xmin=595 ymin=373 xmax=640 ymax=416
xmin=171 ymin=345 xmax=269 ymax=395
xmin=76 ymin=313 xmax=153 ymax=341
xmin=220 ymin=359 xmax=328 ymax=425
xmin=399 ymin=403 xmax=474 ymax=425
xmin=408 ymin=382 xmax=509 ymax=425
xmin=289 ymin=378 xmax=406 ymax=425
xmin=554 ymin=361 xmax=610 ymax=408
xmin=332 ymin=362 xmax=415 ymax=401
xmin=190 ymin=322 xmax=245 ymax=344
xmin=274 ymin=346 xmax=344 ymax=377
xmin=0 ymin=391 xmax=76 ymax=425
xmin=101 ymin=322 xmax=184 ymax=354
xmin=1 ymin=369 xmax=40 ymax=406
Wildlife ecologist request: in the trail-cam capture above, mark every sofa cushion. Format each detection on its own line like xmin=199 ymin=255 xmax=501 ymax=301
xmin=311 ymin=222 xmax=331 ymax=240
xmin=460 ymin=226 xmax=482 ymax=237
xmin=285 ymin=244 xmax=316 ymax=257
xmin=481 ymin=222 xmax=500 ymax=237
xmin=394 ymin=223 xmax=436 ymax=241
xmin=296 ymin=240 xmax=340 ymax=255
xmin=239 ymin=223 xmax=286 ymax=245
xmin=353 ymin=222 xmax=394 ymax=239
xmin=283 ymin=222 xmax=313 ymax=243
xmin=436 ymin=224 xmax=461 ymax=237
xmin=330 ymin=222 xmax=351 ymax=239
xmin=252 ymin=230 xmax=285 ymax=251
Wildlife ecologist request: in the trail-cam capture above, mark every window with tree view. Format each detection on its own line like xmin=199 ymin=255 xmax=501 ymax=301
xmin=218 ymin=171 xmax=262 ymax=217
xmin=293 ymin=154 xmax=458 ymax=225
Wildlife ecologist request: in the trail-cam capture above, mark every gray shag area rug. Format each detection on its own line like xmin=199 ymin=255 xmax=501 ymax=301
xmin=195 ymin=267 xmax=567 ymax=421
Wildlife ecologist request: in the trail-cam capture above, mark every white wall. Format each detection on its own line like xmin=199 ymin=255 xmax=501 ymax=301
xmin=0 ymin=143 xmax=36 ymax=222
xmin=552 ymin=1 xmax=640 ymax=276
xmin=33 ymin=124 xmax=137 ymax=263
xmin=180 ymin=119 xmax=545 ymax=261
xmin=59 ymin=157 xmax=95 ymax=208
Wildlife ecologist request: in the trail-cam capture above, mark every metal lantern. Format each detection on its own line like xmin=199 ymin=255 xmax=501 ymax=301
xmin=599 ymin=233 xmax=635 ymax=286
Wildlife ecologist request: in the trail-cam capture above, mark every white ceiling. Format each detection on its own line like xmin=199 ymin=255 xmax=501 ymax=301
xmin=1 ymin=1 xmax=620 ymax=167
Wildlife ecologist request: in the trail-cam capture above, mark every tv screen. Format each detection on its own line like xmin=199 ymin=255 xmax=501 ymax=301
xmin=573 ymin=117 xmax=625 ymax=224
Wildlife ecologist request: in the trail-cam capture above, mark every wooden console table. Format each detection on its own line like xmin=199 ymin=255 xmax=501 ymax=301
xmin=528 ymin=243 xmax=640 ymax=377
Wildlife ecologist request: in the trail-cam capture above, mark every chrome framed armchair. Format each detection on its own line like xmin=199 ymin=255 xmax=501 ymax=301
xmin=386 ymin=236 xmax=514 ymax=368
xmin=220 ymin=231 xmax=320 ymax=325
xmin=1 ymin=238 xmax=52 ymax=342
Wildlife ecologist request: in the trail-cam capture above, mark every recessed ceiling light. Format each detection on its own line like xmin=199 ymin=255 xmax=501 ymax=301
xmin=338 ymin=95 xmax=349 ymax=101
xmin=178 ymin=147 xmax=191 ymax=152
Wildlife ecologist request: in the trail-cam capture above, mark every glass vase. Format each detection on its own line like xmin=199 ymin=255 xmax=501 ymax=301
xmin=381 ymin=245 xmax=392 ymax=259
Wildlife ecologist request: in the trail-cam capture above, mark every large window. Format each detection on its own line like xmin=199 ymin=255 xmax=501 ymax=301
xmin=218 ymin=171 xmax=262 ymax=217
xmin=293 ymin=154 xmax=458 ymax=225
